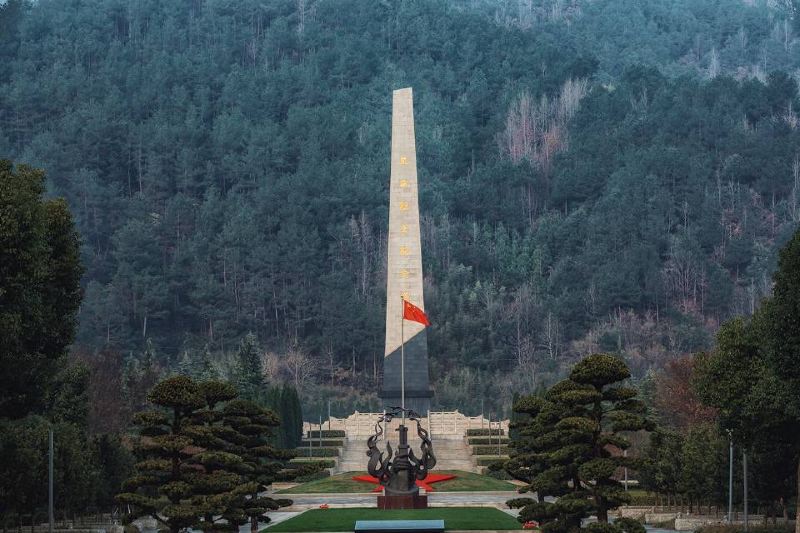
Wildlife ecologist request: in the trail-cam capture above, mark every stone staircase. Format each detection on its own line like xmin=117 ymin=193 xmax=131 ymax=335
xmin=308 ymin=411 xmax=508 ymax=475
xmin=335 ymin=434 xmax=476 ymax=474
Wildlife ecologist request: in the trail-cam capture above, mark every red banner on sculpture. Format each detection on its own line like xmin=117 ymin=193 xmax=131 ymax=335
xmin=402 ymin=298 xmax=430 ymax=327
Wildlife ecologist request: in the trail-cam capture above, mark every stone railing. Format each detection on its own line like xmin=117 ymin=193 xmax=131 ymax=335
xmin=304 ymin=410 xmax=509 ymax=438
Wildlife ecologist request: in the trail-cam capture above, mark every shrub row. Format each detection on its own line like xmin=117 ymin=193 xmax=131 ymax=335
xmin=476 ymin=456 xmax=509 ymax=466
xmin=472 ymin=445 xmax=509 ymax=455
xmin=299 ymin=439 xmax=344 ymax=447
xmin=307 ymin=430 xmax=346 ymax=438
xmin=289 ymin=458 xmax=336 ymax=468
xmin=295 ymin=469 xmax=331 ymax=483
xmin=466 ymin=428 xmax=505 ymax=436
xmin=294 ymin=447 xmax=339 ymax=457
xmin=468 ymin=437 xmax=510 ymax=445
xmin=276 ymin=459 xmax=332 ymax=482
xmin=484 ymin=467 xmax=513 ymax=480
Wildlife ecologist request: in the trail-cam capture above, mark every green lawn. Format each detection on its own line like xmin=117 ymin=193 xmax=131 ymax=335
xmin=264 ymin=507 xmax=523 ymax=531
xmin=277 ymin=470 xmax=516 ymax=494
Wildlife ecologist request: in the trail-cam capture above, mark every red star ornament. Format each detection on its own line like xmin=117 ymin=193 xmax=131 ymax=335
xmin=351 ymin=472 xmax=456 ymax=492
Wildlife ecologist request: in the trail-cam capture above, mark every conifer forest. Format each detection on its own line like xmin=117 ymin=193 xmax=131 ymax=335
xmin=3 ymin=0 xmax=800 ymax=426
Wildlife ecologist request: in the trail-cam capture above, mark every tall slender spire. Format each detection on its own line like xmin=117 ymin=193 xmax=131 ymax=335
xmin=381 ymin=87 xmax=432 ymax=416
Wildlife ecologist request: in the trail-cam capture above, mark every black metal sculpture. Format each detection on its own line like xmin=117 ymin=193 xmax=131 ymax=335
xmin=366 ymin=407 xmax=436 ymax=507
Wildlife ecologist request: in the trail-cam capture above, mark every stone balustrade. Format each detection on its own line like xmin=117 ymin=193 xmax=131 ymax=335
xmin=304 ymin=410 xmax=509 ymax=438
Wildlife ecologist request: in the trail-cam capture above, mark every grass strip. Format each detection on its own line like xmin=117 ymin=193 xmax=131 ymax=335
xmin=264 ymin=507 xmax=522 ymax=532
xmin=277 ymin=470 xmax=516 ymax=494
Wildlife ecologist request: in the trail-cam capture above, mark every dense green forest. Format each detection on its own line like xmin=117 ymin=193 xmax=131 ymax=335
xmin=2 ymin=0 xmax=800 ymax=416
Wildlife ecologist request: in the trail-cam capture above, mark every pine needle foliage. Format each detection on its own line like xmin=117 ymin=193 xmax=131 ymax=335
xmin=116 ymin=376 xmax=294 ymax=533
xmin=506 ymin=353 xmax=654 ymax=532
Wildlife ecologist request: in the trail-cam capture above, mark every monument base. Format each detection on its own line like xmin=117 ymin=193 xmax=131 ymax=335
xmin=380 ymin=391 xmax=432 ymax=417
xmin=377 ymin=493 xmax=428 ymax=509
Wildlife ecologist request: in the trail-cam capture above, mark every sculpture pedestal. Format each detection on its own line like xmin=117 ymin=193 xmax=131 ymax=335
xmin=377 ymin=493 xmax=428 ymax=509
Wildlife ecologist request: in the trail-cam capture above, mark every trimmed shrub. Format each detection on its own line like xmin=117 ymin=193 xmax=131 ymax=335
xmin=466 ymin=428 xmax=505 ymax=436
xmin=467 ymin=437 xmax=510 ymax=445
xmin=615 ymin=517 xmax=646 ymax=533
xmin=294 ymin=447 xmax=339 ymax=457
xmin=307 ymin=430 xmax=346 ymax=438
xmin=472 ymin=445 xmax=509 ymax=455
xmin=586 ymin=523 xmax=621 ymax=533
xmin=299 ymin=439 xmax=344 ymax=447
xmin=477 ymin=456 xmax=508 ymax=466
xmin=485 ymin=467 xmax=513 ymax=480
xmin=289 ymin=458 xmax=335 ymax=468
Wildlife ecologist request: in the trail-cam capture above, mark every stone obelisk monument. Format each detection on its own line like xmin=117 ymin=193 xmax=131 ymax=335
xmin=381 ymin=87 xmax=432 ymax=416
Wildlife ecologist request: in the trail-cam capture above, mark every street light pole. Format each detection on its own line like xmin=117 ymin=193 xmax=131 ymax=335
xmin=624 ymin=449 xmax=628 ymax=492
xmin=727 ymin=429 xmax=733 ymax=523
xmin=743 ymin=449 xmax=749 ymax=532
xmin=497 ymin=415 xmax=501 ymax=457
xmin=49 ymin=427 xmax=54 ymax=533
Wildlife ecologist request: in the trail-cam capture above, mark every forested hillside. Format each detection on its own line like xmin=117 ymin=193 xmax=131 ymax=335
xmin=2 ymin=0 xmax=800 ymax=416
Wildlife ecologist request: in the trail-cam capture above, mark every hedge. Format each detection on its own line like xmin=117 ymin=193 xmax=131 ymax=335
xmin=295 ymin=447 xmax=339 ymax=457
xmin=307 ymin=430 xmax=346 ymax=438
xmin=468 ymin=437 xmax=510 ymax=445
xmin=276 ymin=459 xmax=332 ymax=482
xmin=295 ymin=469 xmax=331 ymax=482
xmin=299 ymin=439 xmax=344 ymax=447
xmin=476 ymin=456 xmax=509 ymax=466
xmin=466 ymin=428 xmax=505 ymax=436
xmin=484 ymin=467 xmax=513 ymax=480
xmin=289 ymin=458 xmax=335 ymax=468
xmin=472 ymin=445 xmax=509 ymax=455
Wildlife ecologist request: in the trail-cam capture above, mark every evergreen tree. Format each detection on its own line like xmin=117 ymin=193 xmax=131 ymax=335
xmin=234 ymin=333 xmax=264 ymax=401
xmin=117 ymin=376 xmax=298 ymax=532
xmin=507 ymin=354 xmax=653 ymax=531
xmin=697 ymin=229 xmax=800 ymax=532
xmin=638 ymin=430 xmax=683 ymax=506
xmin=0 ymin=160 xmax=82 ymax=418
xmin=116 ymin=376 xmax=211 ymax=533
xmin=222 ymin=399 xmax=294 ymax=532
xmin=198 ymin=345 xmax=219 ymax=381
xmin=278 ymin=385 xmax=303 ymax=450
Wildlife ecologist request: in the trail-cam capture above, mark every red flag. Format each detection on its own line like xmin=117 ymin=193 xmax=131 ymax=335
xmin=402 ymin=298 xmax=430 ymax=327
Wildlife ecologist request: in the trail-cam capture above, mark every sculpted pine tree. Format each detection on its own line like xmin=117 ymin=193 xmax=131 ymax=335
xmin=118 ymin=376 xmax=297 ymax=532
xmin=507 ymin=354 xmax=653 ymax=532
xmin=222 ymin=399 xmax=294 ymax=532
xmin=189 ymin=380 xmax=253 ymax=532
xmin=116 ymin=376 xmax=207 ymax=533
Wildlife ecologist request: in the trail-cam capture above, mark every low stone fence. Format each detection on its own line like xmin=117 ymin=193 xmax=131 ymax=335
xmin=674 ymin=516 xmax=766 ymax=531
xmin=304 ymin=410 xmax=509 ymax=438
xmin=616 ymin=508 xmax=774 ymax=531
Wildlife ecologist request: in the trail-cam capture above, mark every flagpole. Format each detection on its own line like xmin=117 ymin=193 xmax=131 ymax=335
xmin=401 ymin=297 xmax=405 ymax=426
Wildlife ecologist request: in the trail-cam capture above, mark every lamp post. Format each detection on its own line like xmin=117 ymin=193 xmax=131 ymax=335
xmin=624 ymin=449 xmax=628 ymax=492
xmin=743 ymin=449 xmax=749 ymax=532
xmin=497 ymin=414 xmax=501 ymax=457
xmin=726 ymin=429 xmax=733 ymax=523
xmin=48 ymin=427 xmax=54 ymax=533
